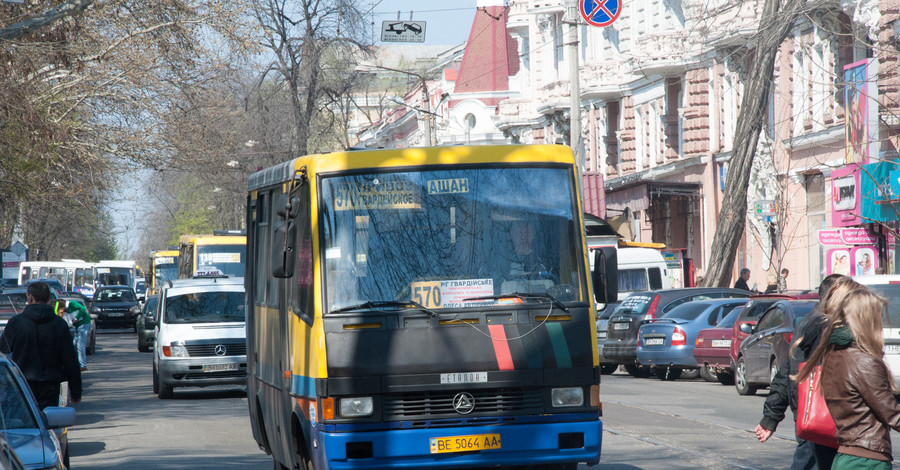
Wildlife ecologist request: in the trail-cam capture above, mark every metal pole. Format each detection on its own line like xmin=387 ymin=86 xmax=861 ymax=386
xmin=567 ymin=0 xmax=583 ymax=173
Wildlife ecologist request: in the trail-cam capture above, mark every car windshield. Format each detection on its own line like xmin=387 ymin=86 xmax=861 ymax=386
xmin=660 ymin=302 xmax=710 ymax=321
xmin=144 ymin=296 xmax=159 ymax=314
xmin=95 ymin=289 xmax=136 ymax=302
xmin=0 ymin=364 xmax=39 ymax=429
xmin=165 ymin=291 xmax=245 ymax=324
xmin=864 ymin=284 xmax=900 ymax=328
xmin=0 ymin=293 xmax=27 ymax=314
xmin=715 ymin=307 xmax=742 ymax=328
xmin=320 ymin=166 xmax=584 ymax=312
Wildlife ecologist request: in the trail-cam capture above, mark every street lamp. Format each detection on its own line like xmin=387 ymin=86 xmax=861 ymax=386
xmin=360 ymin=64 xmax=433 ymax=146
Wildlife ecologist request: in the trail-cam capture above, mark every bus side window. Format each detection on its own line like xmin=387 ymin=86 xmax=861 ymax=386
xmin=267 ymin=190 xmax=281 ymax=307
xmin=648 ymin=268 xmax=663 ymax=290
xmin=291 ymin=182 xmax=314 ymax=325
xmin=255 ymin=192 xmax=269 ymax=305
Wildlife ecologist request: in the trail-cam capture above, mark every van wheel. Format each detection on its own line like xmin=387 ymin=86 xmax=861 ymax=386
xmin=152 ymin=361 xmax=159 ymax=394
xmin=157 ymin=380 xmax=173 ymax=400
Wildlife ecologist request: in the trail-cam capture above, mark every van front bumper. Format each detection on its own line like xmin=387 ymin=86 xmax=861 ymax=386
xmin=158 ymin=356 xmax=247 ymax=388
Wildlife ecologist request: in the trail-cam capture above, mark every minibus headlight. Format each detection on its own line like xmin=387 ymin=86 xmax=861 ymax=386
xmin=551 ymin=387 xmax=584 ymax=407
xmin=339 ymin=397 xmax=374 ymax=417
xmin=163 ymin=343 xmax=188 ymax=358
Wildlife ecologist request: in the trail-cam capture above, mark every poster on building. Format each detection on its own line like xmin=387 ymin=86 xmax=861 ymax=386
xmin=830 ymin=165 xmax=860 ymax=227
xmin=851 ymin=245 xmax=878 ymax=276
xmin=827 ymin=248 xmax=852 ymax=276
xmin=844 ymin=59 xmax=878 ymax=165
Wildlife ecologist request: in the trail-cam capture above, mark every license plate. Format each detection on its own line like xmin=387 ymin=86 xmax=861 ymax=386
xmin=644 ymin=337 xmax=664 ymax=346
xmin=711 ymin=339 xmax=731 ymax=348
xmin=430 ymin=434 xmax=501 ymax=454
xmin=440 ymin=372 xmax=487 ymax=384
xmin=613 ymin=322 xmax=629 ymax=330
xmin=597 ymin=331 xmax=607 ymax=339
xmin=886 ymin=344 xmax=900 ymax=354
xmin=203 ymin=363 xmax=239 ymax=373
xmin=107 ymin=312 xmax=124 ymax=317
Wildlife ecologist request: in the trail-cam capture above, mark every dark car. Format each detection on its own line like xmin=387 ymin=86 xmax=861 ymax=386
xmin=603 ymin=287 xmax=752 ymax=377
xmin=596 ymin=302 xmax=621 ymax=374
xmin=91 ymin=285 xmax=140 ymax=329
xmin=733 ymin=299 xmax=818 ymax=395
xmin=729 ymin=291 xmax=818 ymax=369
xmin=636 ymin=298 xmax=747 ymax=380
xmin=136 ymin=294 xmax=159 ymax=352
xmin=0 ymin=287 xmax=59 ymax=333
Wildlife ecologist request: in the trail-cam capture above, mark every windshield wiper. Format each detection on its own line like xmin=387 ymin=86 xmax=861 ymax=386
xmin=330 ymin=300 xmax=438 ymax=317
xmin=463 ymin=292 xmax=569 ymax=312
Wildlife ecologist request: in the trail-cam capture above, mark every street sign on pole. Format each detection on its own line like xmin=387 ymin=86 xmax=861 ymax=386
xmin=380 ymin=20 xmax=426 ymax=43
xmin=580 ymin=0 xmax=622 ymax=27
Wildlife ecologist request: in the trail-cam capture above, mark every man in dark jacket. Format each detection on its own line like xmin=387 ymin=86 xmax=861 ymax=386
xmin=0 ymin=282 xmax=82 ymax=408
xmin=754 ymin=274 xmax=844 ymax=469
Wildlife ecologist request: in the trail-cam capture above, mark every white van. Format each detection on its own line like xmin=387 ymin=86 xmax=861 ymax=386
xmin=152 ymin=272 xmax=246 ymax=399
xmin=590 ymin=247 xmax=672 ymax=302
xmin=853 ymin=275 xmax=900 ymax=385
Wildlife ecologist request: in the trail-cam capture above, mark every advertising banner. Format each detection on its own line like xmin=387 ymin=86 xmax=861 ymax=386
xmin=859 ymin=161 xmax=898 ymax=223
xmin=844 ymin=59 xmax=879 ymax=165
xmin=831 ymin=165 xmax=860 ymax=227
xmin=851 ymin=246 xmax=878 ymax=275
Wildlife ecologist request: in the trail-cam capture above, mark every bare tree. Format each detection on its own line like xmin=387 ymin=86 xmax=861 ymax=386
xmin=702 ymin=0 xmax=829 ymax=287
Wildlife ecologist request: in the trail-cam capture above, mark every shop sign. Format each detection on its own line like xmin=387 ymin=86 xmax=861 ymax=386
xmin=859 ymin=160 xmax=898 ymax=223
xmin=817 ymin=230 xmax=843 ymax=246
xmin=830 ymin=165 xmax=860 ymax=227
xmin=841 ymin=228 xmax=878 ymax=245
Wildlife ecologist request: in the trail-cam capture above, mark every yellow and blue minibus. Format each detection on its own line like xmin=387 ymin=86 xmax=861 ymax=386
xmin=246 ymin=145 xmax=617 ymax=470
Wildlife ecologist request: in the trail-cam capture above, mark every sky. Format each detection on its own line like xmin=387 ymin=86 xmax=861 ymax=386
xmin=368 ymin=0 xmax=477 ymax=45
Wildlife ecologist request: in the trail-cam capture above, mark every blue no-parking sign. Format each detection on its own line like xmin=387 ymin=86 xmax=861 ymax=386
xmin=580 ymin=0 xmax=622 ymax=27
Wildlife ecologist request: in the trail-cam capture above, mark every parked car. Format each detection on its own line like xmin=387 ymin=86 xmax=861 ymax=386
xmin=597 ymin=302 xmax=620 ymax=374
xmin=152 ymin=272 xmax=246 ymax=399
xmin=729 ymin=291 xmax=818 ymax=369
xmin=90 ymin=285 xmax=140 ymax=329
xmin=636 ymin=298 xmax=748 ymax=380
xmin=58 ymin=295 xmax=96 ymax=356
xmin=693 ymin=307 xmax=744 ymax=384
xmin=0 ymin=353 xmax=76 ymax=469
xmin=136 ymin=294 xmax=159 ymax=353
xmin=602 ymin=287 xmax=752 ymax=377
xmin=0 ymin=287 xmax=59 ymax=334
xmin=733 ymin=299 xmax=818 ymax=395
xmin=23 ymin=278 xmax=65 ymax=294
xmin=135 ymin=279 xmax=147 ymax=302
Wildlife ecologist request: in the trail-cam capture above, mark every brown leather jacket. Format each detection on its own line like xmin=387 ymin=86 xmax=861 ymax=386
xmin=822 ymin=344 xmax=900 ymax=461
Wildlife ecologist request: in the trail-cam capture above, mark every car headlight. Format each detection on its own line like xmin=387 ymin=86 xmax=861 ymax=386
xmin=92 ymin=306 xmax=101 ymax=313
xmin=163 ymin=343 xmax=188 ymax=357
xmin=551 ymin=387 xmax=584 ymax=407
xmin=339 ymin=397 xmax=374 ymax=417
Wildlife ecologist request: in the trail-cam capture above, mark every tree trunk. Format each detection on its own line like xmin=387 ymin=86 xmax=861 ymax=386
xmin=702 ymin=0 xmax=813 ymax=287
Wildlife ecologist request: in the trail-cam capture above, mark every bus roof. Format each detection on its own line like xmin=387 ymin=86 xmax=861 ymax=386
xmin=150 ymin=250 xmax=179 ymax=258
xmin=247 ymin=144 xmax=576 ymax=191
xmin=180 ymin=235 xmax=247 ymax=246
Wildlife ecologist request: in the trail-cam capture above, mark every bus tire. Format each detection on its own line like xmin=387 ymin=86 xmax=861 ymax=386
xmin=291 ymin=415 xmax=316 ymax=470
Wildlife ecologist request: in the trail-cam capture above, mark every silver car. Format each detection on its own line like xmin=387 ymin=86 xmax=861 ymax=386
xmin=0 ymin=353 xmax=76 ymax=469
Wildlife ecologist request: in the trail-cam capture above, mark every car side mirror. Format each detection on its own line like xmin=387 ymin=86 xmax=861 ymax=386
xmin=145 ymin=314 xmax=158 ymax=328
xmin=42 ymin=406 xmax=76 ymax=428
xmin=739 ymin=323 xmax=753 ymax=334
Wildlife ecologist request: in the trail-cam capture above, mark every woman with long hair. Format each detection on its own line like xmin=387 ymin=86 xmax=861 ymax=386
xmin=794 ymin=279 xmax=900 ymax=469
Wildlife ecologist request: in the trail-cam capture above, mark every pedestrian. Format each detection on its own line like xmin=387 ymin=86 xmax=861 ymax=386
xmin=794 ymin=279 xmax=900 ymax=470
xmin=59 ymin=299 xmax=92 ymax=371
xmin=734 ymin=268 xmax=753 ymax=292
xmin=754 ymin=274 xmax=845 ymax=469
xmin=777 ymin=268 xmax=789 ymax=292
xmin=0 ymin=282 xmax=82 ymax=408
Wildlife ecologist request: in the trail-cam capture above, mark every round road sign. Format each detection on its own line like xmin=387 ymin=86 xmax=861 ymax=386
xmin=580 ymin=0 xmax=622 ymax=27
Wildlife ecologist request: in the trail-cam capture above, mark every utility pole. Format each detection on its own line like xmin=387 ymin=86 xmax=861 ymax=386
xmin=566 ymin=0 xmax=583 ymax=174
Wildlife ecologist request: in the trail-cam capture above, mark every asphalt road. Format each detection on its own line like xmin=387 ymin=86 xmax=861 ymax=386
xmin=64 ymin=331 xmax=899 ymax=469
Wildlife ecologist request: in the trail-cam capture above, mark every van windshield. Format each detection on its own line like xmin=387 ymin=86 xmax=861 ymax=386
xmin=165 ymin=291 xmax=245 ymax=324
xmin=861 ymin=284 xmax=900 ymax=328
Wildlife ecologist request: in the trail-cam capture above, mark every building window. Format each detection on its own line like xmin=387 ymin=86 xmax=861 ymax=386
xmin=606 ymin=101 xmax=620 ymax=174
xmin=665 ymin=77 xmax=683 ymax=158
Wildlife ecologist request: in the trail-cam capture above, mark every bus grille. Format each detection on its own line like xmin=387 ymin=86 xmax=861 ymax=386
xmin=185 ymin=342 xmax=246 ymax=357
xmin=383 ymin=388 xmax=542 ymax=420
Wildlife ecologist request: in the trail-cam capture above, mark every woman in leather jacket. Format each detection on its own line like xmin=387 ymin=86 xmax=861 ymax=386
xmin=794 ymin=279 xmax=900 ymax=470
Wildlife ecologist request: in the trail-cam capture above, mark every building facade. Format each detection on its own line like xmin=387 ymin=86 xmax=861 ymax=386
xmin=359 ymin=0 xmax=900 ymax=290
